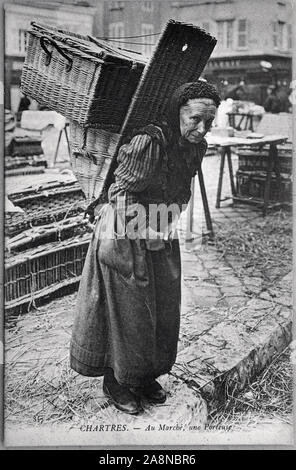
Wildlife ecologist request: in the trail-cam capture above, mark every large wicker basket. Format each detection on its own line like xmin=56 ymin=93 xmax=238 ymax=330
xmin=121 ymin=20 xmax=217 ymax=135
xmin=71 ymin=20 xmax=217 ymax=207
xmin=100 ymin=20 xmax=217 ymax=201
xmin=22 ymin=20 xmax=217 ymax=207
xmin=21 ymin=22 xmax=145 ymax=131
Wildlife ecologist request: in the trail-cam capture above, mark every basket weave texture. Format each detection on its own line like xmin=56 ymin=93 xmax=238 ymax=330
xmin=101 ymin=20 xmax=217 ymax=199
xmin=21 ymin=22 xmax=145 ymax=131
xmin=121 ymin=20 xmax=217 ymax=136
xmin=69 ymin=122 xmax=121 ymax=205
xmin=6 ymin=216 xmax=89 ymax=255
xmin=5 ymin=155 xmax=47 ymax=170
xmin=6 ymin=183 xmax=86 ymax=237
xmin=21 ymin=20 xmax=216 ymax=206
xmin=5 ymin=235 xmax=90 ymax=304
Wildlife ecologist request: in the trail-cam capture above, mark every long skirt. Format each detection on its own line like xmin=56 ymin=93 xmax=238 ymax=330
xmin=70 ymin=204 xmax=181 ymax=387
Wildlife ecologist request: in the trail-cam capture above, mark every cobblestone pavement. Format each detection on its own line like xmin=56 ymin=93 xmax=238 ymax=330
xmin=5 ymin=154 xmax=293 ymax=445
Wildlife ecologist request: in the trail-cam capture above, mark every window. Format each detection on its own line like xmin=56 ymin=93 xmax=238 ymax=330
xmin=278 ymin=21 xmax=285 ymax=48
xmin=273 ymin=21 xmax=287 ymax=49
xmin=217 ymin=20 xmax=233 ymax=50
xmin=288 ymin=24 xmax=292 ymax=49
xmin=141 ymin=23 xmax=154 ymax=56
xmin=281 ymin=23 xmax=293 ymax=50
xmin=272 ymin=21 xmax=279 ymax=48
xmin=142 ymin=1 xmax=153 ymax=12
xmin=237 ymin=19 xmax=247 ymax=48
xmin=108 ymin=22 xmax=125 ymax=47
xmin=18 ymin=29 xmax=28 ymax=54
xmin=109 ymin=1 xmax=124 ymax=10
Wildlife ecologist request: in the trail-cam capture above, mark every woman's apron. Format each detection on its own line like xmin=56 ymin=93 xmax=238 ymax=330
xmin=70 ymin=203 xmax=181 ymax=387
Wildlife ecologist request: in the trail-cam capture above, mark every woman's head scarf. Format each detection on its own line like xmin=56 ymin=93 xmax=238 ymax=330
xmin=165 ymin=80 xmax=221 ymax=142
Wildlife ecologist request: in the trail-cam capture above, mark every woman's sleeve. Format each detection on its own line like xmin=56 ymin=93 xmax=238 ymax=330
xmin=111 ymin=133 xmax=161 ymax=194
xmin=108 ymin=133 xmax=162 ymax=233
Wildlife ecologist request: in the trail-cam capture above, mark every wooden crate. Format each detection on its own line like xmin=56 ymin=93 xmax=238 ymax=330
xmin=5 ymin=234 xmax=91 ymax=315
xmin=5 ymin=215 xmax=91 ymax=254
xmin=21 ymin=22 xmax=145 ymax=131
xmin=236 ymin=170 xmax=292 ymax=203
xmin=7 ymin=136 xmax=43 ymax=157
xmin=6 ymin=182 xmax=86 ymax=237
xmin=237 ymin=149 xmax=292 ymax=174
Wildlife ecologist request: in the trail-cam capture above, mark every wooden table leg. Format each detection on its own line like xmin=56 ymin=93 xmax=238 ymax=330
xmin=64 ymin=124 xmax=71 ymax=159
xmin=271 ymin=144 xmax=281 ymax=201
xmin=226 ymin=146 xmax=237 ymax=198
xmin=216 ymin=146 xmax=227 ymax=208
xmin=263 ymin=143 xmax=274 ymax=216
xmin=185 ymin=178 xmax=195 ymax=241
xmin=197 ymin=166 xmax=213 ymax=237
xmin=237 ymin=114 xmax=245 ymax=131
xmin=53 ymin=129 xmax=63 ymax=166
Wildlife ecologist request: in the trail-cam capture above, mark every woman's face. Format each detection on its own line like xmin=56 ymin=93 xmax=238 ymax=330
xmin=179 ymin=98 xmax=217 ymax=144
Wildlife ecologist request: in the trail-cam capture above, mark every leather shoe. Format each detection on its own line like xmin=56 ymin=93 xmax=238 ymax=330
xmin=130 ymin=380 xmax=167 ymax=404
xmin=103 ymin=370 xmax=143 ymax=415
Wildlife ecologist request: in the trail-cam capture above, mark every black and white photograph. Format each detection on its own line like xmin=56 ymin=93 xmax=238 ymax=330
xmin=1 ymin=0 xmax=295 ymax=448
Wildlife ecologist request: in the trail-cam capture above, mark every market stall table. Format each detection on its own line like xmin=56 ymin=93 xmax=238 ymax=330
xmin=206 ymin=134 xmax=288 ymax=215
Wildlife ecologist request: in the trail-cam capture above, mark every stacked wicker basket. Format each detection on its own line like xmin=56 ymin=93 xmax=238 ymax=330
xmin=6 ymin=19 xmax=217 ymax=315
xmin=21 ymin=20 xmax=217 ymax=205
xmin=5 ymin=180 xmax=92 ymax=316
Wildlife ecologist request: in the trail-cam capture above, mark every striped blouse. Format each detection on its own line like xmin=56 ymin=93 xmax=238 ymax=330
xmin=108 ymin=132 xmax=207 ymax=203
xmin=107 ymin=132 xmax=207 ymax=240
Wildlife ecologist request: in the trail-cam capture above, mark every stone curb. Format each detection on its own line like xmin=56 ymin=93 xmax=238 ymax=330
xmin=173 ymin=237 xmax=292 ymax=410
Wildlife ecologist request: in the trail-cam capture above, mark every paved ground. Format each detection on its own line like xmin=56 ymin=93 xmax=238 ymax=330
xmin=4 ymin=151 xmax=293 ymax=446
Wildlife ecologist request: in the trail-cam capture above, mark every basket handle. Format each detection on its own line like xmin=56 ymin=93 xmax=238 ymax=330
xmin=40 ymin=36 xmax=73 ymax=72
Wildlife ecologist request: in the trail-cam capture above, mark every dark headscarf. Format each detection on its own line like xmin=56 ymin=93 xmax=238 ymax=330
xmin=133 ymin=80 xmax=221 ymax=167
xmin=166 ymin=81 xmax=220 ymax=137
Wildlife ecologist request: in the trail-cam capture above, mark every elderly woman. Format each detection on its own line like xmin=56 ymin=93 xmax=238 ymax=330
xmin=70 ymin=81 xmax=220 ymax=415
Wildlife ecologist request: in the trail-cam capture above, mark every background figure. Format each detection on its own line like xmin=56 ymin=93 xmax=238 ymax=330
xmin=263 ymin=85 xmax=281 ymax=114
xmin=225 ymin=84 xmax=246 ymax=101
xmin=277 ymin=87 xmax=292 ymax=113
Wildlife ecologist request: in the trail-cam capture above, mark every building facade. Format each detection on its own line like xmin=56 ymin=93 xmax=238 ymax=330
xmin=171 ymin=0 xmax=293 ymax=102
xmin=103 ymin=0 xmax=164 ymax=57
xmin=4 ymin=0 xmax=293 ymax=109
xmin=103 ymin=0 xmax=293 ymax=103
xmin=4 ymin=0 xmax=98 ymax=110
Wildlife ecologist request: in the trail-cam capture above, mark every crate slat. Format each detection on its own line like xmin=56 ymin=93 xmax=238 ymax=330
xmin=5 ymin=236 xmax=91 ymax=306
